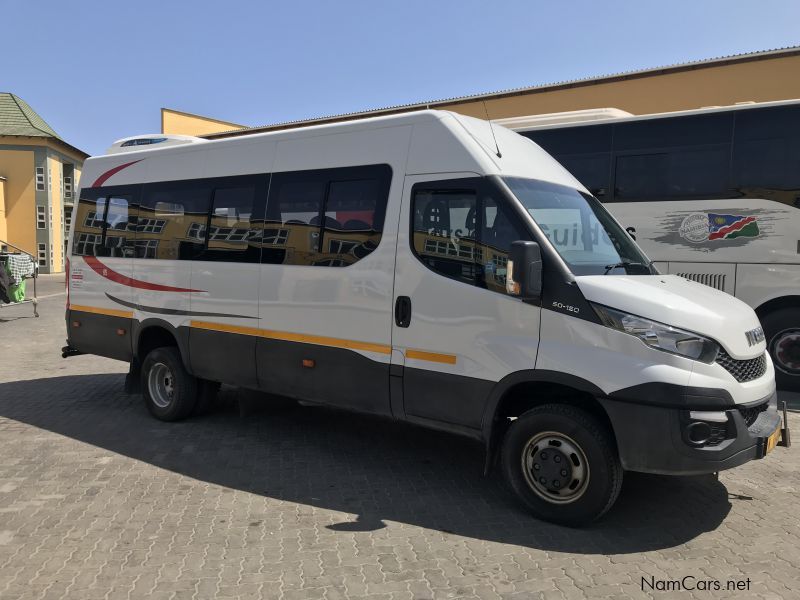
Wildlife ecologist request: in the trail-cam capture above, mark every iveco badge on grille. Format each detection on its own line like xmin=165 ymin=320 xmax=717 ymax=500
xmin=745 ymin=326 xmax=765 ymax=347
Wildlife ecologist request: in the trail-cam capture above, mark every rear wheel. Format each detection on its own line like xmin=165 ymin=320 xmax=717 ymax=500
xmin=501 ymin=404 xmax=622 ymax=526
xmin=141 ymin=346 xmax=198 ymax=421
xmin=762 ymin=307 xmax=800 ymax=392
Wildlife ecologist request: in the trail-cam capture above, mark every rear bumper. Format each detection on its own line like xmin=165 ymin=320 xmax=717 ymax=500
xmin=599 ymin=389 xmax=782 ymax=475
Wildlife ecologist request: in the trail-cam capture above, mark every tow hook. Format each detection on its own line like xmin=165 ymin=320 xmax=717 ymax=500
xmin=61 ymin=345 xmax=82 ymax=359
xmin=779 ymin=400 xmax=792 ymax=448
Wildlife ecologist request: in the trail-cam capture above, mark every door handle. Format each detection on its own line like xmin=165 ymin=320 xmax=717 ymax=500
xmin=395 ymin=296 xmax=411 ymax=328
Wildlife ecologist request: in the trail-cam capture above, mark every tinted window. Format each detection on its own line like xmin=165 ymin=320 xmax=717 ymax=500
xmin=613 ymin=113 xmax=733 ymax=150
xmin=614 ymin=146 xmax=729 ymax=200
xmin=478 ymin=196 xmax=527 ymax=293
xmin=196 ymin=183 xmax=262 ymax=263
xmin=71 ymin=194 xmax=106 ymax=257
xmin=525 ymin=124 xmax=612 ymax=155
xmin=263 ymin=165 xmax=391 ymax=266
xmin=72 ymin=189 xmax=137 ymax=258
xmin=98 ymin=195 xmax=134 ymax=258
xmin=140 ymin=183 xmax=211 ymax=259
xmin=412 ymin=189 xmax=478 ymax=286
xmin=555 ymin=153 xmax=611 ymax=198
xmin=732 ymin=105 xmax=800 ymax=203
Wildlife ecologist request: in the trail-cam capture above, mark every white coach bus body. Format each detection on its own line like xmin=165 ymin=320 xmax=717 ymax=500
xmin=506 ymin=100 xmax=800 ymax=392
xmin=66 ymin=110 xmax=782 ymax=524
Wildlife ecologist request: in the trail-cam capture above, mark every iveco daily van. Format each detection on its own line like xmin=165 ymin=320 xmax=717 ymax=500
xmin=63 ymin=110 xmax=785 ymax=524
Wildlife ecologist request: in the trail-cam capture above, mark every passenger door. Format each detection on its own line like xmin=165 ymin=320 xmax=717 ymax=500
xmin=391 ymin=175 xmax=541 ymax=431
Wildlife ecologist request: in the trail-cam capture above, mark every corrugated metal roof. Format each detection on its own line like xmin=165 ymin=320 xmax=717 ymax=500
xmin=203 ymin=45 xmax=800 ymax=139
xmin=0 ymin=93 xmax=61 ymax=139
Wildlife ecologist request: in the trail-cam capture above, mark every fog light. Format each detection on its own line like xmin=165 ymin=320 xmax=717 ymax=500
xmin=686 ymin=421 xmax=712 ymax=445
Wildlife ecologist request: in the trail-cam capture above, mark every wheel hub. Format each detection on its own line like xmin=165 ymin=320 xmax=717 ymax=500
xmin=773 ymin=329 xmax=800 ymax=374
xmin=148 ymin=362 xmax=175 ymax=409
xmin=522 ymin=432 xmax=589 ymax=504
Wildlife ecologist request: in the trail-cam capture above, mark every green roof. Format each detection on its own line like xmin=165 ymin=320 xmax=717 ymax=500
xmin=0 ymin=93 xmax=61 ymax=139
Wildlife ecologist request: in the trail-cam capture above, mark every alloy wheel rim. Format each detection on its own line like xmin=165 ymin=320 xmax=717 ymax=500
xmin=521 ymin=431 xmax=590 ymax=504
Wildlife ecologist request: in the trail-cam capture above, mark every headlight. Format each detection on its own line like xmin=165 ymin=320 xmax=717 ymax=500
xmin=591 ymin=304 xmax=719 ymax=363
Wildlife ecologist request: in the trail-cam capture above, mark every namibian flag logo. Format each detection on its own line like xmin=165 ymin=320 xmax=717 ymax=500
xmin=707 ymin=214 xmax=760 ymax=240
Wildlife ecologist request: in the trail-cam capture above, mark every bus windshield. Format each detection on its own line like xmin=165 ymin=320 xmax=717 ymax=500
xmin=503 ymin=177 xmax=652 ymax=276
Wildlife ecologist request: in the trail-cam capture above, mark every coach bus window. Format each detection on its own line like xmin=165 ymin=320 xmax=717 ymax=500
xmin=140 ymin=183 xmax=211 ymax=260
xmin=614 ymin=147 xmax=729 ymax=200
xmin=412 ymin=189 xmax=478 ymax=286
xmin=198 ymin=185 xmax=260 ymax=263
xmin=732 ymin=105 xmax=800 ymax=204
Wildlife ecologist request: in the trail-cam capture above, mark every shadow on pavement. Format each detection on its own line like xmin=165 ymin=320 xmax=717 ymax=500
xmin=0 ymin=373 xmax=733 ymax=554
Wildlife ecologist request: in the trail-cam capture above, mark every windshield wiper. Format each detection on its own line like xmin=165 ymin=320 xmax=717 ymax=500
xmin=603 ymin=261 xmax=648 ymax=275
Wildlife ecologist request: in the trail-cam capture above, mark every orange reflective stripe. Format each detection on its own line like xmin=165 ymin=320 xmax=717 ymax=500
xmin=70 ymin=304 xmax=133 ymax=319
xmin=406 ymin=349 xmax=457 ymax=365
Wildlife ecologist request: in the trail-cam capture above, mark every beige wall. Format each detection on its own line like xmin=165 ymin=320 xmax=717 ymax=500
xmin=0 ymin=148 xmax=35 ymax=255
xmin=0 ymin=178 xmax=7 ymax=244
xmin=48 ymin=155 xmax=62 ymax=271
xmin=162 ymin=108 xmax=245 ymax=136
xmin=438 ymin=54 xmax=800 ymax=120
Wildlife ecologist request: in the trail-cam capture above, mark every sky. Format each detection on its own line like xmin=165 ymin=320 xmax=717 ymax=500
xmin=2 ymin=0 xmax=800 ymax=156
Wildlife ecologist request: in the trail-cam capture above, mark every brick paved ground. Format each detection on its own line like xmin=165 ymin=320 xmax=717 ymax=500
xmin=1 ymin=294 xmax=798 ymax=599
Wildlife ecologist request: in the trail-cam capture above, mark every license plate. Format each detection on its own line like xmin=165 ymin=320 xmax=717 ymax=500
xmin=766 ymin=428 xmax=780 ymax=455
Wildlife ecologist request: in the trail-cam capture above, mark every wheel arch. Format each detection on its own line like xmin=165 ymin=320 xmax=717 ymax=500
xmin=754 ymin=295 xmax=800 ymax=318
xmin=133 ymin=319 xmax=192 ymax=372
xmin=480 ymin=370 xmax=614 ymax=475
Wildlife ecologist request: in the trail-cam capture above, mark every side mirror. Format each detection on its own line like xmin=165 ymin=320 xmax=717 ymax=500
xmin=507 ymin=241 xmax=542 ymax=301
xmin=625 ymin=226 xmax=637 ymax=241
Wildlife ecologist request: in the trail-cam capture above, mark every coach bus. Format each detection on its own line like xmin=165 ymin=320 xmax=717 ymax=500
xmin=503 ymin=100 xmax=800 ymax=391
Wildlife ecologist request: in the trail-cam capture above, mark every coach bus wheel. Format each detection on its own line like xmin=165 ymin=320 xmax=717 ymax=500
xmin=762 ymin=307 xmax=800 ymax=392
xmin=500 ymin=404 xmax=622 ymax=526
xmin=141 ymin=347 xmax=198 ymax=421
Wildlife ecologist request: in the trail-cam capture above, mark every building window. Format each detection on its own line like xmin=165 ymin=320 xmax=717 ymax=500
xmin=65 ymin=210 xmax=72 ymax=232
xmin=36 ymin=167 xmax=45 ymax=191
xmin=64 ymin=176 xmax=72 ymax=200
xmin=36 ymin=206 xmax=46 ymax=229
xmin=37 ymin=243 xmax=47 ymax=267
xmin=48 ymin=168 xmax=52 ymax=191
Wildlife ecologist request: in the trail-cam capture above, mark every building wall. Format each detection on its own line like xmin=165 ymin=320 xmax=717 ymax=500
xmin=441 ymin=53 xmax=800 ymax=120
xmin=0 ymin=138 xmax=84 ymax=272
xmin=0 ymin=148 xmax=36 ymax=255
xmin=161 ymin=108 xmax=245 ymax=136
xmin=0 ymin=178 xmax=7 ymax=244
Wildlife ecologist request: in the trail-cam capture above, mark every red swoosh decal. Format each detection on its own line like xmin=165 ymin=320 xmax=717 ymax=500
xmin=83 ymin=256 xmax=204 ymax=292
xmin=91 ymin=160 xmax=141 ymax=187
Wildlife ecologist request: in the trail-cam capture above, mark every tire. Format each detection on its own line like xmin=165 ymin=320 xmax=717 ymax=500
xmin=141 ymin=346 xmax=198 ymax=421
xmin=501 ymin=404 xmax=622 ymax=526
xmin=762 ymin=307 xmax=800 ymax=393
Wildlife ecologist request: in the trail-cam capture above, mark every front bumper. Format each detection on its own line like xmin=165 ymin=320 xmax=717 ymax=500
xmin=599 ymin=389 xmax=782 ymax=475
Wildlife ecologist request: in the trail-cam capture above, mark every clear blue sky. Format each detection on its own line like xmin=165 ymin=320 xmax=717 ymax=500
xmin=2 ymin=0 xmax=800 ymax=156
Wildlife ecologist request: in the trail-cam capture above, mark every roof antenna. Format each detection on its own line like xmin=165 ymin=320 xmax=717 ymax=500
xmin=482 ymin=100 xmax=502 ymax=158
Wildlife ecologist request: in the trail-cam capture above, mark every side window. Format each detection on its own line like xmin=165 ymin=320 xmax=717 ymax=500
xmin=97 ymin=195 xmax=133 ymax=258
xmin=478 ymin=196 xmax=527 ymax=294
xmin=318 ymin=177 xmax=385 ymax=265
xmin=140 ymin=183 xmax=211 ymax=259
xmin=197 ymin=183 xmax=261 ymax=263
xmin=71 ymin=195 xmax=106 ymax=257
xmin=262 ymin=165 xmax=391 ymax=266
xmin=263 ymin=177 xmax=326 ymax=265
xmin=412 ymin=189 xmax=478 ymax=286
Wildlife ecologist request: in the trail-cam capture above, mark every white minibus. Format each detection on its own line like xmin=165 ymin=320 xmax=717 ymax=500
xmin=64 ymin=110 xmax=784 ymax=524
xmin=502 ymin=100 xmax=800 ymax=392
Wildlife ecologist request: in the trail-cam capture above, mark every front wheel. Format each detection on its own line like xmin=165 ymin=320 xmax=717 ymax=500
xmin=501 ymin=404 xmax=622 ymax=526
xmin=762 ymin=307 xmax=800 ymax=392
xmin=141 ymin=346 xmax=198 ymax=421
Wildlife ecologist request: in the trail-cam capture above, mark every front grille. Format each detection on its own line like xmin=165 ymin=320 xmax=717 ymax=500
xmin=715 ymin=348 xmax=767 ymax=383
xmin=738 ymin=401 xmax=769 ymax=428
